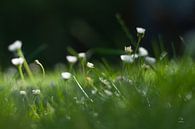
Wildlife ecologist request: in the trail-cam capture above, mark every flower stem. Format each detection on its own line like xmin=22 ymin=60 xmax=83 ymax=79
xmin=18 ymin=65 xmax=24 ymax=80
xmin=81 ymin=59 xmax=86 ymax=76
xmin=17 ymin=49 xmax=34 ymax=80
xmin=73 ymin=76 xmax=93 ymax=102
xmin=134 ymin=36 xmax=142 ymax=55
xmin=69 ymin=64 xmax=73 ymax=72
xmin=35 ymin=60 xmax=45 ymax=78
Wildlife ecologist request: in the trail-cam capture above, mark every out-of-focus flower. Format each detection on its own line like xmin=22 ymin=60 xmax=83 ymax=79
xmin=124 ymin=46 xmax=133 ymax=53
xmin=145 ymin=56 xmax=156 ymax=65
xmin=86 ymin=76 xmax=94 ymax=84
xmin=185 ymin=92 xmax=192 ymax=100
xmin=87 ymin=62 xmax=94 ymax=68
xmin=141 ymin=64 xmax=151 ymax=70
xmin=78 ymin=52 xmax=86 ymax=59
xmin=115 ymin=76 xmax=132 ymax=84
xmin=136 ymin=27 xmax=146 ymax=35
xmin=11 ymin=57 xmax=24 ymax=66
xmin=20 ymin=90 xmax=27 ymax=95
xmin=104 ymin=89 xmax=113 ymax=96
xmin=66 ymin=56 xmax=78 ymax=63
xmin=91 ymin=88 xmax=98 ymax=95
xmin=8 ymin=40 xmax=22 ymax=52
xmin=139 ymin=47 xmax=148 ymax=56
xmin=32 ymin=89 xmax=41 ymax=95
xmin=120 ymin=55 xmax=134 ymax=63
xmin=99 ymin=77 xmax=111 ymax=88
xmin=61 ymin=72 xmax=72 ymax=80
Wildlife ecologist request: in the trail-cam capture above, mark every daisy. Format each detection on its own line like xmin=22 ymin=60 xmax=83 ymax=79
xmin=136 ymin=27 xmax=146 ymax=35
xmin=8 ymin=40 xmax=22 ymax=52
xmin=145 ymin=56 xmax=156 ymax=65
xmin=32 ymin=89 xmax=41 ymax=95
xmin=120 ymin=55 xmax=134 ymax=63
xmin=78 ymin=52 xmax=86 ymax=59
xmin=61 ymin=72 xmax=72 ymax=80
xmin=66 ymin=55 xmax=78 ymax=63
xmin=87 ymin=62 xmax=94 ymax=68
xmin=124 ymin=46 xmax=133 ymax=53
xmin=20 ymin=90 xmax=27 ymax=95
xmin=139 ymin=47 xmax=148 ymax=57
xmin=11 ymin=57 xmax=24 ymax=66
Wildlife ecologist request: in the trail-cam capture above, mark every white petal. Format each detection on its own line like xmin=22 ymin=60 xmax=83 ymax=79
xmin=20 ymin=90 xmax=26 ymax=95
xmin=32 ymin=89 xmax=41 ymax=95
xmin=87 ymin=62 xmax=94 ymax=68
xmin=8 ymin=40 xmax=22 ymax=51
xmin=124 ymin=46 xmax=132 ymax=53
xmin=11 ymin=57 xmax=24 ymax=66
xmin=66 ymin=56 xmax=78 ymax=63
xmin=78 ymin=52 xmax=86 ymax=58
xmin=120 ymin=55 xmax=134 ymax=63
xmin=145 ymin=56 xmax=156 ymax=65
xmin=136 ymin=27 xmax=146 ymax=34
xmin=61 ymin=72 xmax=72 ymax=80
xmin=139 ymin=47 xmax=148 ymax=56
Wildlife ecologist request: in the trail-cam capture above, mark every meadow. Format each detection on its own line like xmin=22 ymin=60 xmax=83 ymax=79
xmin=0 ymin=28 xmax=195 ymax=129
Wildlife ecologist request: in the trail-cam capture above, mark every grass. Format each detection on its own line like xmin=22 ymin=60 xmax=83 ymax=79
xmin=0 ymin=57 xmax=195 ymax=129
xmin=2 ymin=26 xmax=195 ymax=129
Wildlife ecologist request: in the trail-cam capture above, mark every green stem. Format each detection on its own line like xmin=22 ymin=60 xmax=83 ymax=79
xmin=69 ymin=64 xmax=73 ymax=73
xmin=134 ymin=36 xmax=142 ymax=68
xmin=80 ymin=59 xmax=86 ymax=76
xmin=18 ymin=65 xmax=24 ymax=80
xmin=17 ymin=49 xmax=34 ymax=80
xmin=134 ymin=36 xmax=142 ymax=55
xmin=123 ymin=63 xmax=127 ymax=76
xmin=82 ymin=60 xmax=86 ymax=76
xmin=73 ymin=76 xmax=93 ymax=102
xmin=35 ymin=60 xmax=45 ymax=78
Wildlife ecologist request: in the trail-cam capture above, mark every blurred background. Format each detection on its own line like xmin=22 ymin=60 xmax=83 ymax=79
xmin=0 ymin=0 xmax=195 ymax=68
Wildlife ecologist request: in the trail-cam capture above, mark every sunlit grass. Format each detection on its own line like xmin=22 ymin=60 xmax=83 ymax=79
xmin=1 ymin=26 xmax=195 ymax=129
xmin=0 ymin=57 xmax=195 ymax=129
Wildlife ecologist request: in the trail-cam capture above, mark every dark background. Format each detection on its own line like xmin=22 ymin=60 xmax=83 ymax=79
xmin=0 ymin=0 xmax=195 ymax=68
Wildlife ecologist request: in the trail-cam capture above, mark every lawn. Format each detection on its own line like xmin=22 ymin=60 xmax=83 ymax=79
xmin=0 ymin=28 xmax=195 ymax=129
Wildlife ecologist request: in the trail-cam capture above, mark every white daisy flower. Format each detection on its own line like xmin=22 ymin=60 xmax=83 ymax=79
xmin=87 ymin=62 xmax=94 ymax=68
xmin=124 ymin=46 xmax=132 ymax=53
xmin=66 ymin=55 xmax=78 ymax=63
xmin=139 ymin=47 xmax=148 ymax=57
xmin=32 ymin=89 xmax=41 ymax=95
xmin=120 ymin=55 xmax=134 ymax=63
xmin=136 ymin=27 xmax=146 ymax=34
xmin=78 ymin=52 xmax=86 ymax=59
xmin=145 ymin=56 xmax=156 ymax=65
xmin=20 ymin=90 xmax=27 ymax=95
xmin=8 ymin=40 xmax=22 ymax=52
xmin=61 ymin=72 xmax=72 ymax=80
xmin=11 ymin=57 xmax=24 ymax=66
